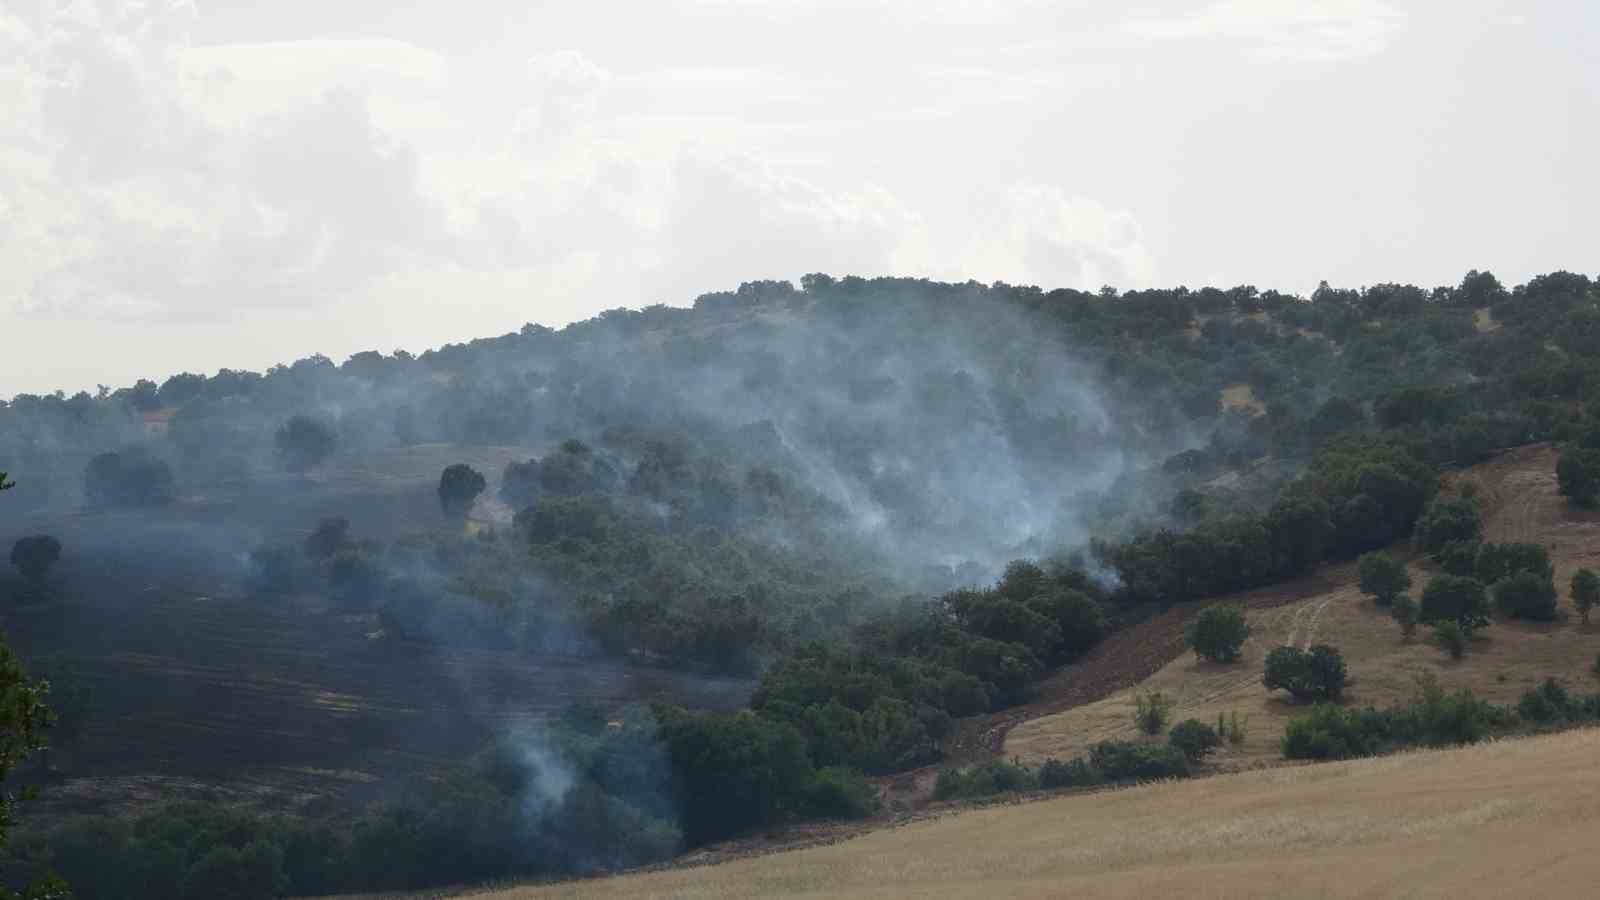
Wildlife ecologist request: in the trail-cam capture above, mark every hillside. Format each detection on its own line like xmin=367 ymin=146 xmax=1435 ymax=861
xmin=502 ymin=728 xmax=1600 ymax=900
xmin=1007 ymin=443 xmax=1600 ymax=768
xmin=5 ymin=270 xmax=1600 ymax=896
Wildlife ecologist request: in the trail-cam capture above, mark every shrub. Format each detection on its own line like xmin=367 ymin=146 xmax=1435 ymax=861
xmin=804 ymin=767 xmax=880 ymax=819
xmin=655 ymin=708 xmax=817 ymax=846
xmin=1474 ymin=542 xmax=1553 ymax=584
xmin=1392 ymin=675 xmax=1511 ymax=746
xmin=932 ymin=760 xmax=1038 ymax=801
xmin=1218 ymin=710 xmax=1248 ymax=746
xmin=1167 ymin=719 xmax=1221 ymax=762
xmin=1557 ymin=447 xmax=1600 ymax=508
xmin=1414 ymin=496 xmax=1482 ymax=553
xmin=1186 ymin=604 xmax=1251 ymax=663
xmin=1491 ymin=570 xmax=1559 ymax=621
xmin=1283 ymin=678 xmax=1514 ymax=760
xmin=1357 ymin=551 xmax=1410 ymax=606
xmin=1392 ymin=594 xmax=1420 ymax=640
xmin=1088 ymin=741 xmax=1189 ymax=781
xmin=1281 ymin=704 xmax=1384 ymax=760
xmin=1432 ymin=621 xmax=1467 ymax=659
xmin=1038 ymin=757 xmax=1102 ymax=790
xmin=1435 ymin=540 xmax=1481 ymax=576
xmin=1419 ymin=574 xmax=1490 ymax=631
xmin=83 ymin=450 xmax=176 ymax=508
xmin=1134 ymin=691 xmax=1172 ymax=735
xmin=1571 ymin=569 xmax=1600 ymax=625
xmin=275 ymin=415 xmax=338 ymax=473
xmin=1262 ymin=644 xmax=1347 ymax=703
xmin=1517 ymin=678 xmax=1574 ymax=725
xmin=438 ymin=463 xmax=488 ymax=519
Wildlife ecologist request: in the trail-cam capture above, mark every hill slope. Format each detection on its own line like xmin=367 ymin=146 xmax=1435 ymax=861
xmin=1007 ymin=443 xmax=1600 ymax=768
xmin=507 ymin=727 xmax=1600 ymax=899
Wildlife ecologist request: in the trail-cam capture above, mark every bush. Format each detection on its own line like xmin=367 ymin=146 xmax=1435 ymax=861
xmin=1282 ymin=704 xmax=1385 ymax=760
xmin=275 ymin=415 xmax=338 ymax=473
xmin=1134 ymin=691 xmax=1172 ymax=735
xmin=1571 ymin=569 xmax=1600 ymax=625
xmin=656 ymin=708 xmax=816 ymax=846
xmin=1474 ymin=542 xmax=1553 ymax=584
xmin=1168 ymin=719 xmax=1222 ymax=762
xmin=83 ymin=450 xmax=176 ymax=508
xmin=932 ymin=760 xmax=1038 ymax=801
xmin=1186 ymin=604 xmax=1251 ymax=663
xmin=1517 ymin=678 xmax=1574 ymax=725
xmin=1435 ymin=540 xmax=1481 ymax=576
xmin=1392 ymin=594 xmax=1420 ymax=639
xmin=1357 ymin=552 xmax=1410 ymax=606
xmin=1088 ymin=741 xmax=1189 ymax=781
xmin=1414 ymin=496 xmax=1482 ymax=553
xmin=1491 ymin=570 xmax=1559 ymax=621
xmin=438 ymin=463 xmax=488 ymax=519
xmin=1038 ymin=757 xmax=1102 ymax=790
xmin=1262 ymin=644 xmax=1347 ymax=702
xmin=1391 ymin=675 xmax=1511 ymax=746
xmin=1419 ymin=574 xmax=1490 ymax=631
xmin=1557 ymin=447 xmax=1600 ymax=508
xmin=804 ymin=767 xmax=879 ymax=819
xmin=1432 ymin=621 xmax=1467 ymax=659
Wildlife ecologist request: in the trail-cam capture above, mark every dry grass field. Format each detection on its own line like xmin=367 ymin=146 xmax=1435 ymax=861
xmin=1008 ymin=443 xmax=1600 ymax=768
xmin=492 ymin=727 xmax=1600 ymax=899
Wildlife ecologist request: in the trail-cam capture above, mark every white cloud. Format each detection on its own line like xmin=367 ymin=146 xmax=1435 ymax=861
xmin=1 ymin=2 xmax=1156 ymax=393
xmin=679 ymin=0 xmax=1051 ymax=26
xmin=1126 ymin=0 xmax=1406 ymax=61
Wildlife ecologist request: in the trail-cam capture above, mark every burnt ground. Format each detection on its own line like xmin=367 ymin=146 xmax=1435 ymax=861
xmin=0 ymin=449 xmax=752 ymax=824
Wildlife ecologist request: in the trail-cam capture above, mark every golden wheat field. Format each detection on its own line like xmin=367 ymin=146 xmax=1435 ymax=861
xmin=486 ymin=727 xmax=1600 ymax=899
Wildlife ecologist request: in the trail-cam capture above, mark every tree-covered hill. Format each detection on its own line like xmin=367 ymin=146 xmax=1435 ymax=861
xmin=4 ymin=268 xmax=1600 ymax=895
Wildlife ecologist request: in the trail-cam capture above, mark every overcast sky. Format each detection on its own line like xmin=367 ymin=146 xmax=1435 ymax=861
xmin=3 ymin=0 xmax=1595 ymax=396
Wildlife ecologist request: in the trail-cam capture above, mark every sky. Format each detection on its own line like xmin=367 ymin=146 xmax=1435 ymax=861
xmin=2 ymin=0 xmax=1596 ymax=396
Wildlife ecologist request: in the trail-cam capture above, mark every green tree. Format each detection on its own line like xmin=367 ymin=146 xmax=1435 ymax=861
xmin=1572 ymin=569 xmax=1600 ymax=626
xmin=0 ymin=479 xmax=67 ymax=900
xmin=1491 ymin=570 xmax=1559 ymax=621
xmin=1557 ymin=449 xmax=1600 ymax=508
xmin=1262 ymin=645 xmax=1347 ymax=702
xmin=1419 ymin=574 xmax=1490 ymax=632
xmin=83 ymin=451 xmax=176 ymax=509
xmin=438 ymin=464 xmax=488 ymax=520
xmin=0 ymin=473 xmax=12 ymax=492
xmin=1357 ymin=551 xmax=1410 ymax=606
xmin=275 ymin=415 xmax=338 ymax=474
xmin=656 ymin=707 xmax=817 ymax=846
xmin=1186 ymin=604 xmax=1251 ymax=663
xmin=1414 ymin=496 xmax=1482 ymax=554
xmin=1025 ymin=588 xmax=1106 ymax=659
